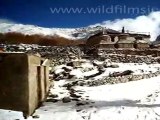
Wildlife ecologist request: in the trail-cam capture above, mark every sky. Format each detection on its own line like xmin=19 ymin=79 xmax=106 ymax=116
xmin=0 ymin=0 xmax=160 ymax=28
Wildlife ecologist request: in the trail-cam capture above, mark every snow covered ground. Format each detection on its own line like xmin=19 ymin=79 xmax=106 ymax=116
xmin=1 ymin=62 xmax=160 ymax=120
xmin=53 ymin=61 xmax=160 ymax=80
xmin=1 ymin=76 xmax=160 ymax=120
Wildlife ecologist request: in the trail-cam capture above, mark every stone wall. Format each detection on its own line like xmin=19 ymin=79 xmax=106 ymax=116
xmin=0 ymin=53 xmax=29 ymax=115
xmin=3 ymin=44 xmax=160 ymax=64
xmin=98 ymin=49 xmax=160 ymax=57
xmin=103 ymin=54 xmax=158 ymax=63
xmin=67 ymin=71 xmax=160 ymax=87
xmin=118 ymin=43 xmax=134 ymax=48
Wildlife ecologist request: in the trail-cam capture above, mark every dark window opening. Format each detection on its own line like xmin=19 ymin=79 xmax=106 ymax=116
xmin=134 ymin=43 xmax=137 ymax=49
xmin=135 ymin=36 xmax=143 ymax=40
xmin=111 ymin=36 xmax=115 ymax=42
xmin=114 ymin=43 xmax=119 ymax=48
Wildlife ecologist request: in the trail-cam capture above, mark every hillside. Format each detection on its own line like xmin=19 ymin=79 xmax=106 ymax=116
xmin=0 ymin=32 xmax=85 ymax=46
xmin=0 ymin=23 xmax=107 ymax=46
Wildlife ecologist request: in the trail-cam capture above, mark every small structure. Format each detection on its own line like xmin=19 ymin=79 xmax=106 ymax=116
xmin=86 ymin=29 xmax=120 ymax=49
xmin=86 ymin=28 xmax=150 ymax=49
xmin=0 ymin=53 xmax=50 ymax=118
xmin=132 ymin=34 xmax=150 ymax=49
xmin=135 ymin=40 xmax=150 ymax=49
xmin=117 ymin=34 xmax=135 ymax=48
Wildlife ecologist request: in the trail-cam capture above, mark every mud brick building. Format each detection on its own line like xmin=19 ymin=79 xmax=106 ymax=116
xmin=0 ymin=53 xmax=50 ymax=118
xmin=86 ymin=28 xmax=150 ymax=49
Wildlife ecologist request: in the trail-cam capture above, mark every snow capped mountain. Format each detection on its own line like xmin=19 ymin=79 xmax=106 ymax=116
xmin=156 ymin=35 xmax=160 ymax=41
xmin=0 ymin=23 xmax=104 ymax=40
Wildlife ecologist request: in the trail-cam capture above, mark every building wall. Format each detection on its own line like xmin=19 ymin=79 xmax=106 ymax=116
xmin=143 ymin=38 xmax=150 ymax=42
xmin=126 ymin=36 xmax=136 ymax=41
xmin=27 ymin=55 xmax=41 ymax=117
xmin=118 ymin=43 xmax=134 ymax=48
xmin=0 ymin=53 xmax=50 ymax=118
xmin=136 ymin=43 xmax=149 ymax=49
xmin=0 ymin=53 xmax=29 ymax=113
xmin=118 ymin=35 xmax=128 ymax=40
xmin=99 ymin=44 xmax=115 ymax=48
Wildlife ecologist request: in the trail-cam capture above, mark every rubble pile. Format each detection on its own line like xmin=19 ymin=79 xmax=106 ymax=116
xmin=2 ymin=44 xmax=160 ymax=64
xmin=49 ymin=57 xmax=160 ymax=87
xmin=105 ymin=54 xmax=158 ymax=64
xmin=63 ymin=71 xmax=160 ymax=87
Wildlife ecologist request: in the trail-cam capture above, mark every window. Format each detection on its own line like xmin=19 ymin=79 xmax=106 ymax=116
xmin=111 ymin=36 xmax=115 ymax=42
xmin=135 ymin=36 xmax=143 ymax=40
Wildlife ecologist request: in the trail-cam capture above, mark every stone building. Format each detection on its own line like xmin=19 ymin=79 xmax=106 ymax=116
xmin=135 ymin=40 xmax=150 ymax=49
xmin=0 ymin=53 xmax=50 ymax=118
xmin=131 ymin=34 xmax=150 ymax=49
xmin=86 ymin=29 xmax=120 ymax=49
xmin=86 ymin=28 xmax=150 ymax=49
xmin=116 ymin=34 xmax=135 ymax=48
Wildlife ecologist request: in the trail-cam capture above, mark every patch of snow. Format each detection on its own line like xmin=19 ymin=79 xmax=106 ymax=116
xmin=1 ymin=62 xmax=160 ymax=120
xmin=70 ymin=69 xmax=84 ymax=78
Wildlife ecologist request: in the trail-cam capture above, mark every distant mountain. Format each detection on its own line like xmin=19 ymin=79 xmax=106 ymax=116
xmin=156 ymin=35 xmax=160 ymax=41
xmin=0 ymin=23 xmax=109 ymax=45
xmin=152 ymin=34 xmax=160 ymax=45
xmin=0 ymin=23 xmax=107 ymax=41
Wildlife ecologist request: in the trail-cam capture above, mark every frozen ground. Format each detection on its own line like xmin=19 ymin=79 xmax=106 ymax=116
xmin=53 ymin=61 xmax=160 ymax=80
xmin=1 ymin=63 xmax=160 ymax=120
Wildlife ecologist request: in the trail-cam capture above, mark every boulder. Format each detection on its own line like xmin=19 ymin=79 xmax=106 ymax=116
xmin=62 ymin=97 xmax=71 ymax=103
xmin=109 ymin=70 xmax=133 ymax=77
xmin=66 ymin=62 xmax=74 ymax=67
xmin=70 ymin=93 xmax=81 ymax=98
xmin=48 ymin=94 xmax=58 ymax=98
xmin=32 ymin=115 xmax=40 ymax=119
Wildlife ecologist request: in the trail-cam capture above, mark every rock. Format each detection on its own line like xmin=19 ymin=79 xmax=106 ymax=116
xmin=109 ymin=72 xmax=121 ymax=77
xmin=147 ymin=94 xmax=153 ymax=97
xmin=48 ymin=94 xmax=58 ymax=98
xmin=76 ymin=103 xmax=85 ymax=106
xmin=62 ymin=67 xmax=72 ymax=72
xmin=70 ymin=93 xmax=81 ymax=98
xmin=79 ymin=82 xmax=85 ymax=86
xmin=85 ymin=70 xmax=105 ymax=79
xmin=109 ymin=64 xmax=119 ymax=68
xmin=97 ymin=65 xmax=105 ymax=71
xmin=104 ymin=64 xmax=119 ymax=68
xmin=70 ymin=88 xmax=76 ymax=93
xmin=62 ymin=72 xmax=70 ymax=79
xmin=109 ymin=70 xmax=133 ymax=77
xmin=32 ymin=115 xmax=40 ymax=119
xmin=66 ymin=62 xmax=74 ymax=67
xmin=76 ymin=109 xmax=82 ymax=112
xmin=62 ymin=97 xmax=71 ymax=103
xmin=46 ymin=99 xmax=59 ymax=103
xmin=54 ymin=74 xmax=64 ymax=81
xmin=122 ymin=70 xmax=134 ymax=75
xmin=72 ymin=98 xmax=80 ymax=101
xmin=68 ymin=74 xmax=75 ymax=79
xmin=63 ymin=83 xmax=72 ymax=88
